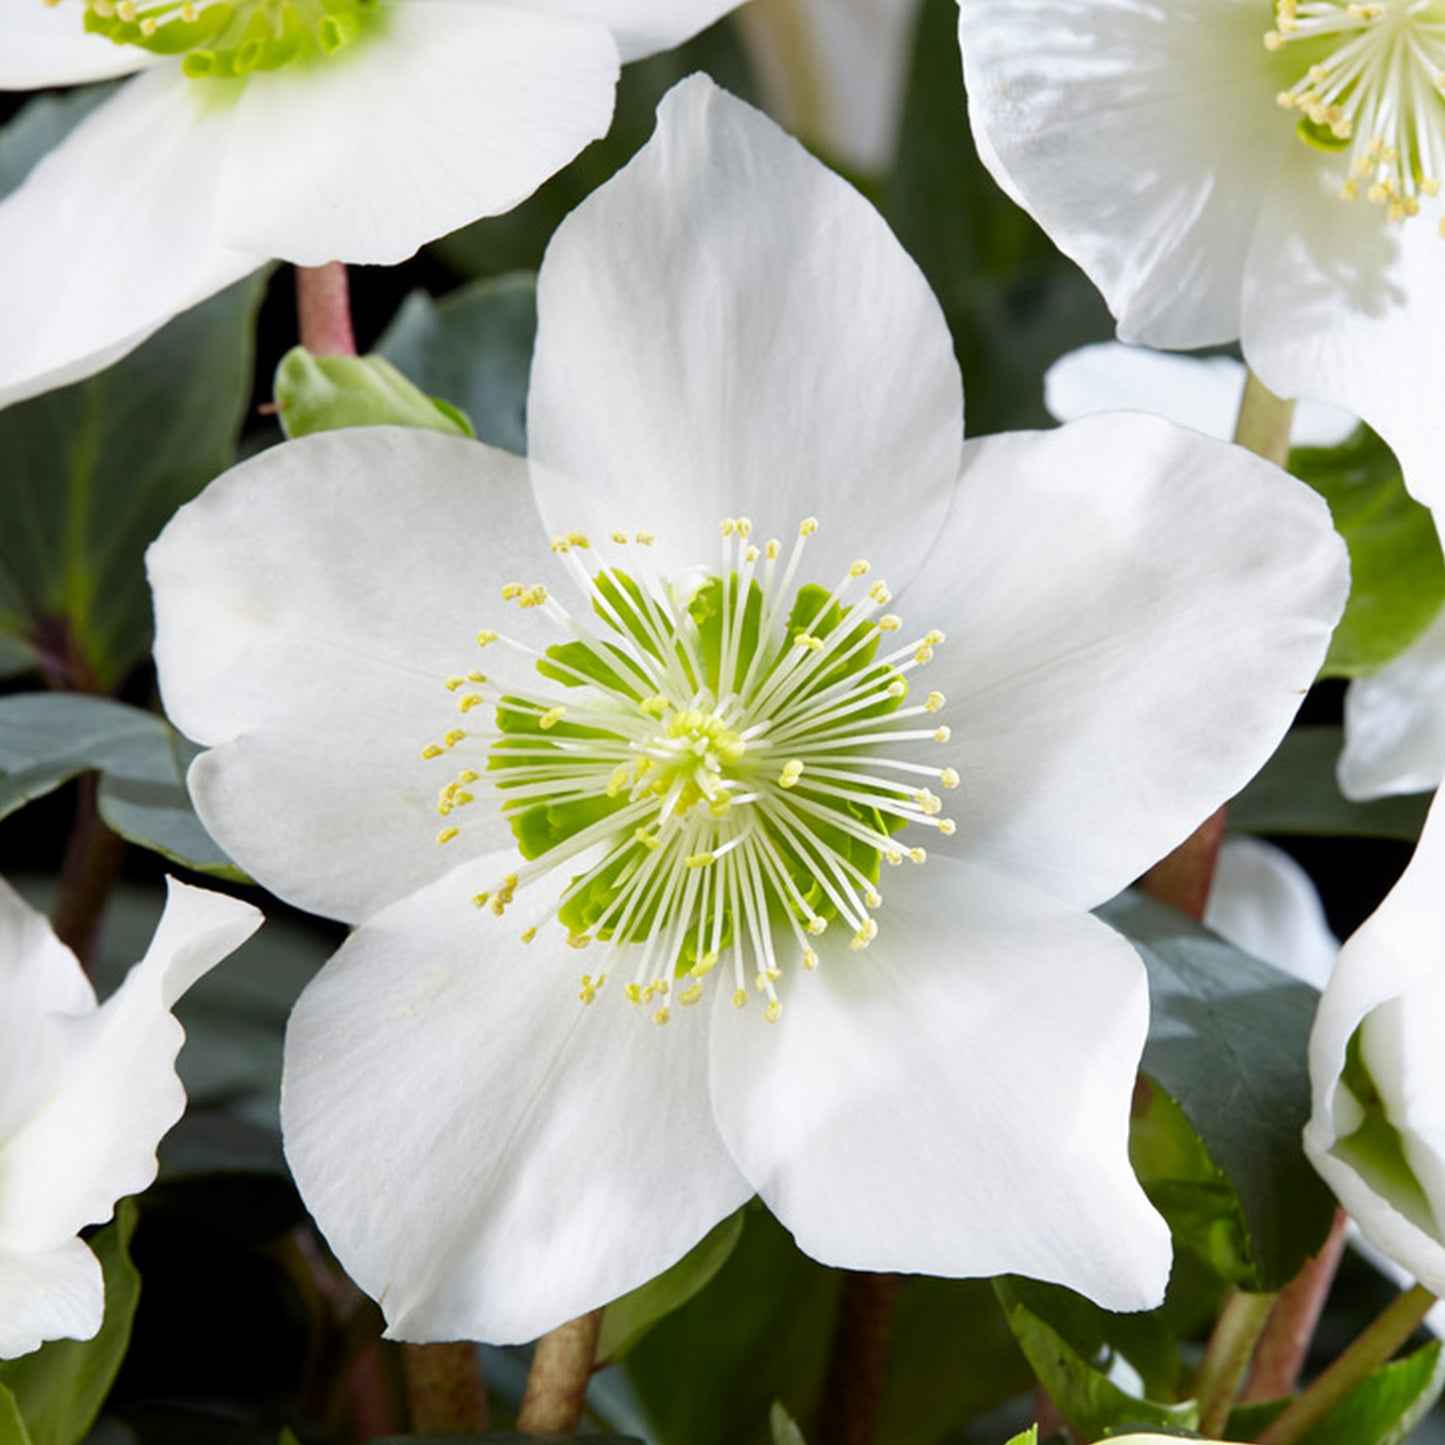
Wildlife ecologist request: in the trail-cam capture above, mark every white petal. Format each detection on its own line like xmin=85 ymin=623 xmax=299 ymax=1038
xmin=708 ymin=857 xmax=1170 ymax=1310
xmin=1242 ymin=154 xmax=1445 ymax=516
xmin=1044 ymin=342 xmax=1358 ymax=448
xmin=0 ymin=69 xmax=261 ymax=411
xmin=214 ymin=3 xmax=619 ymax=266
xmin=527 ymin=73 xmax=962 ymax=588
xmin=0 ymin=1239 xmax=102 ymax=1360
xmin=0 ymin=879 xmax=259 ymax=1255
xmin=895 ymin=413 xmax=1347 ymax=910
xmin=958 ymin=0 xmax=1287 ymax=347
xmin=149 ymin=429 xmax=572 ymax=924
xmin=0 ymin=878 xmax=94 ymax=1139
xmin=0 ymin=1 xmax=161 ymax=87
xmin=1205 ymin=837 xmax=1338 ymax=991
xmin=736 ymin=0 xmax=923 ymax=173
xmin=1340 ymin=606 xmax=1445 ymax=801
xmin=281 ymin=855 xmax=752 ymax=1345
xmin=504 ymin=0 xmax=744 ymax=62
xmin=1306 ymin=789 xmax=1445 ymax=1292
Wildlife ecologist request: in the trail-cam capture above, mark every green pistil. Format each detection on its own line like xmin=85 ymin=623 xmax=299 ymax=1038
xmin=78 ymin=0 xmax=382 ymax=78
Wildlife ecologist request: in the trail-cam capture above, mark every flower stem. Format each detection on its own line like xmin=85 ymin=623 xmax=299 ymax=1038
xmin=295 ymin=262 xmax=357 ymax=357
xmin=402 ymin=1342 xmax=490 ymax=1433
xmin=816 ymin=1272 xmax=900 ymax=1445
xmin=516 ymin=1309 xmax=603 ymax=1435
xmin=1255 ymin=1285 xmax=1438 ymax=1445
xmin=1194 ymin=1289 xmax=1277 ymax=1436
xmin=1243 ymin=1209 xmax=1350 ymax=1403
xmin=1232 ymin=369 xmax=1298 ymax=470
xmin=52 ymin=771 xmax=125 ymax=969
xmin=1139 ymin=803 xmax=1227 ymax=921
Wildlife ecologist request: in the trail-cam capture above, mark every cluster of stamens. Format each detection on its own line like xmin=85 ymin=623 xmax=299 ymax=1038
xmin=1266 ymin=0 xmax=1445 ymax=229
xmin=419 ymin=519 xmax=958 ymax=1026
xmin=55 ymin=0 xmax=381 ymax=77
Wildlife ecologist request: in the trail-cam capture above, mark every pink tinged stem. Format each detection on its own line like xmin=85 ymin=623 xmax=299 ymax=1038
xmin=516 ymin=1310 xmax=604 ymax=1436
xmin=295 ymin=262 xmax=357 ymax=357
xmin=816 ymin=1272 xmax=900 ymax=1445
xmin=1244 ymin=1210 xmax=1351 ymax=1403
xmin=402 ymin=1341 xmax=490 ymax=1433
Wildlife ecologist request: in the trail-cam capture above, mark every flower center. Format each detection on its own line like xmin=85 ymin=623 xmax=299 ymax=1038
xmin=58 ymin=0 xmax=382 ymax=78
xmin=1267 ymin=0 xmax=1445 ymax=226
xmin=421 ymin=519 xmax=958 ymax=1026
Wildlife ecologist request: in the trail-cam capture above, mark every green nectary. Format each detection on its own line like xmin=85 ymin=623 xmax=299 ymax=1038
xmin=422 ymin=524 xmax=958 ymax=1024
xmin=77 ymin=0 xmax=384 ymax=78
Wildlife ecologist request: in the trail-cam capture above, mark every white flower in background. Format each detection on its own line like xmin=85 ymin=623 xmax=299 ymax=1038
xmin=735 ymin=0 xmax=922 ymax=172
xmin=0 ymin=0 xmax=741 ymax=410
xmin=0 ymin=876 xmax=260 ymax=1359
xmin=1340 ymin=605 xmax=1445 ymax=799
xmin=1044 ymin=343 xmax=1357 ymax=451
xmin=1206 ymin=836 xmax=1339 ymax=990
xmin=149 ymin=76 xmax=1347 ymax=1345
xmin=958 ymin=0 xmax=1445 ymax=514
xmin=1306 ymin=787 xmax=1445 ymax=1295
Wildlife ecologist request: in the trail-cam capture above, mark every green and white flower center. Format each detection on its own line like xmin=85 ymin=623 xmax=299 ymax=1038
xmin=421 ymin=519 xmax=958 ymax=1026
xmin=58 ymin=0 xmax=382 ymax=78
xmin=1267 ymin=0 xmax=1445 ymax=226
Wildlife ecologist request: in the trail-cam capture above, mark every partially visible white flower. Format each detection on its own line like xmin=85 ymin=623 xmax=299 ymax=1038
xmin=149 ymin=76 xmax=1348 ymax=1346
xmin=736 ymin=0 xmax=922 ymax=172
xmin=1340 ymin=604 xmax=1445 ymax=800
xmin=959 ymin=0 xmax=1445 ymax=514
xmin=1037 ymin=342 xmax=1445 ymax=811
xmin=1306 ymin=787 xmax=1445 ymax=1295
xmin=1044 ymin=343 xmax=1357 ymax=451
xmin=0 ymin=876 xmax=260 ymax=1358
xmin=1206 ymin=836 xmax=1338 ymax=991
xmin=0 ymin=0 xmax=741 ymax=409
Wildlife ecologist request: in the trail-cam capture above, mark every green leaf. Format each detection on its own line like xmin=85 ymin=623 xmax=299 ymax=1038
xmin=1289 ymin=428 xmax=1445 ymax=678
xmin=1102 ymin=890 xmax=1337 ymax=1290
xmin=1130 ymin=1077 xmax=1254 ymax=1287
xmin=273 ymin=348 xmax=473 ymax=440
xmin=1003 ymin=1429 xmax=1039 ymax=1445
xmin=871 ymin=1277 xmax=1031 ymax=1445
xmin=1226 ymin=1397 xmax=1290 ymax=1440
xmin=364 ymin=1438 xmax=644 ymax=1444
xmin=0 ymin=1203 xmax=140 ymax=1445
xmin=0 ymin=1387 xmax=34 ymax=1445
xmin=994 ymin=1280 xmax=1199 ymax=1440
xmin=1228 ymin=726 xmax=1429 ymax=840
xmin=0 ymin=274 xmax=264 ymax=689
xmin=1300 ymin=1340 xmax=1445 ymax=1445
xmin=597 ymin=1210 xmax=746 ymax=1364
xmin=276 ymin=1433 xmax=301 ymax=1445
xmin=625 ymin=1207 xmax=838 ymax=1445
xmin=0 ymin=693 xmax=241 ymax=877
xmin=376 ymin=273 xmax=538 ymax=456
xmin=769 ymin=1402 xmax=808 ymax=1445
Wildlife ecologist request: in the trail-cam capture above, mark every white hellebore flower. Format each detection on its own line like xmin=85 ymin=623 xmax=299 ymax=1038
xmin=958 ymin=0 xmax=1445 ymax=515
xmin=0 ymin=876 xmax=260 ymax=1358
xmin=735 ymin=0 xmax=923 ymax=172
xmin=1306 ymin=787 xmax=1445 ymax=1294
xmin=0 ymin=0 xmax=742 ymax=410
xmin=148 ymin=76 xmax=1348 ymax=1345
